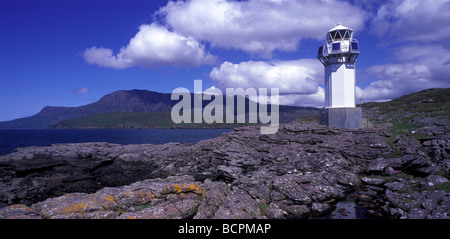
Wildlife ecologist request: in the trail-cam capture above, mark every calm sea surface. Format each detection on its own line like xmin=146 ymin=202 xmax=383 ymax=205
xmin=0 ymin=128 xmax=233 ymax=155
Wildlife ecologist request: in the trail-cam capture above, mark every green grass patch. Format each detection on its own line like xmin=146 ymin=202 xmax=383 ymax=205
xmin=367 ymin=172 xmax=450 ymax=193
xmin=361 ymin=88 xmax=450 ymax=116
xmin=47 ymin=111 xmax=262 ymax=129
xmin=368 ymin=172 xmax=416 ymax=182
xmin=437 ymin=170 xmax=450 ymax=181
xmin=382 ymin=113 xmax=429 ymax=147
xmin=257 ymin=202 xmax=270 ymax=216
xmin=425 ymin=182 xmax=450 ymax=193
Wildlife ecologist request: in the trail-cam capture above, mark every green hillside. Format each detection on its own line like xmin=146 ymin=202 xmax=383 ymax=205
xmin=47 ymin=112 xmax=175 ymax=129
xmin=360 ymin=88 xmax=449 ymax=144
xmin=1 ymin=89 xmax=318 ymax=129
xmin=361 ymin=88 xmax=450 ymax=116
xmin=47 ymin=106 xmax=319 ymax=129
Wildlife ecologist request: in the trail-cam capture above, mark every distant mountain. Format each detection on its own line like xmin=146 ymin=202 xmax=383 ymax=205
xmin=0 ymin=90 xmax=175 ymax=129
xmin=0 ymin=89 xmax=319 ymax=129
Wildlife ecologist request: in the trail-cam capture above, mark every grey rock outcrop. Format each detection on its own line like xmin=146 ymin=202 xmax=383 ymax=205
xmin=0 ymin=117 xmax=448 ymax=219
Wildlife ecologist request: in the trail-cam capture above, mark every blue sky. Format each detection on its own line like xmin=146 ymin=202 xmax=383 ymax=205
xmin=1 ymin=0 xmax=449 ymax=121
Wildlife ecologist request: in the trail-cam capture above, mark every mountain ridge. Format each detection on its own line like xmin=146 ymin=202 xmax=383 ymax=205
xmin=0 ymin=89 xmax=177 ymax=128
xmin=0 ymin=89 xmax=318 ymax=129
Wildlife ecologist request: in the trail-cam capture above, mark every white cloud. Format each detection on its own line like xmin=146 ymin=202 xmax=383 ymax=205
xmin=84 ymin=47 xmax=133 ymax=69
xmin=361 ymin=62 xmax=449 ymax=101
xmin=370 ymin=0 xmax=450 ymax=43
xmin=360 ymin=42 xmax=450 ymax=101
xmin=277 ymin=87 xmax=325 ymax=108
xmin=209 ymin=59 xmax=326 ymax=107
xmin=71 ymin=88 xmax=90 ymax=94
xmin=392 ymin=44 xmax=450 ymax=83
xmin=159 ymin=0 xmax=368 ymax=57
xmin=359 ymin=0 xmax=450 ymax=102
xmin=84 ymin=23 xmax=217 ymax=69
xmin=209 ymin=59 xmax=323 ymax=95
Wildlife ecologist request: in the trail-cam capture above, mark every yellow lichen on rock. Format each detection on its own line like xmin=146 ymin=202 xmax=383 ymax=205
xmin=8 ymin=204 xmax=33 ymax=212
xmin=168 ymin=183 xmax=205 ymax=195
xmin=102 ymin=195 xmax=116 ymax=204
xmin=62 ymin=202 xmax=88 ymax=214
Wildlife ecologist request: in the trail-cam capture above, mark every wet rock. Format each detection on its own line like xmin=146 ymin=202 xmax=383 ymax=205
xmin=277 ymin=203 xmax=310 ymax=219
xmin=337 ymin=207 xmax=349 ymax=216
xmin=336 ymin=171 xmax=361 ymax=187
xmin=311 ymin=184 xmax=347 ymax=203
xmin=311 ymin=202 xmax=335 ymax=217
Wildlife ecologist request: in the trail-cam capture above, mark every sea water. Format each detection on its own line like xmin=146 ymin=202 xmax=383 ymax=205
xmin=0 ymin=128 xmax=232 ymax=155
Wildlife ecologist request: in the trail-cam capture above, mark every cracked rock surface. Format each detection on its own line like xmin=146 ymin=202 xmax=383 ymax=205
xmin=0 ymin=118 xmax=448 ymax=219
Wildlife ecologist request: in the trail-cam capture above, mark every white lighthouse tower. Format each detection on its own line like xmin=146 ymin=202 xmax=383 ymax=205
xmin=317 ymin=24 xmax=362 ymax=128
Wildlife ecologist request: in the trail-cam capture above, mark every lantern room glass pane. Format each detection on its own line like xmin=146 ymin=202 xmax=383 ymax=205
xmin=332 ymin=43 xmax=340 ymax=51
xmin=343 ymin=30 xmax=350 ymax=39
xmin=351 ymin=42 xmax=358 ymax=50
xmin=334 ymin=31 xmax=342 ymax=40
xmin=329 ymin=31 xmax=337 ymax=40
xmin=337 ymin=30 xmax=345 ymax=40
xmin=318 ymin=46 xmax=323 ymax=56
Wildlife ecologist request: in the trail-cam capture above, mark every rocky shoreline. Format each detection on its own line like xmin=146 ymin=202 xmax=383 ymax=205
xmin=0 ymin=118 xmax=449 ymax=219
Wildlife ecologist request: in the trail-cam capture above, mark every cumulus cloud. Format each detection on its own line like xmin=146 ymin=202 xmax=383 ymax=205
xmin=84 ymin=47 xmax=133 ymax=69
xmin=370 ymin=0 xmax=450 ymax=44
xmin=84 ymin=0 xmax=368 ymax=68
xmin=209 ymin=59 xmax=326 ymax=107
xmin=209 ymin=59 xmax=323 ymax=95
xmin=392 ymin=44 xmax=450 ymax=83
xmin=84 ymin=23 xmax=217 ymax=69
xmin=361 ymin=57 xmax=450 ymax=101
xmin=159 ymin=0 xmax=368 ymax=57
xmin=359 ymin=0 xmax=450 ymax=101
xmin=71 ymin=88 xmax=90 ymax=94
xmin=81 ymin=0 xmax=448 ymax=105
xmin=361 ymin=63 xmax=433 ymax=100
xmin=277 ymin=87 xmax=326 ymax=108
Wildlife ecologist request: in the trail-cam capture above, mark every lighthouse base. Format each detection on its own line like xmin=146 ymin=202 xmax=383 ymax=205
xmin=319 ymin=107 xmax=362 ymax=129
